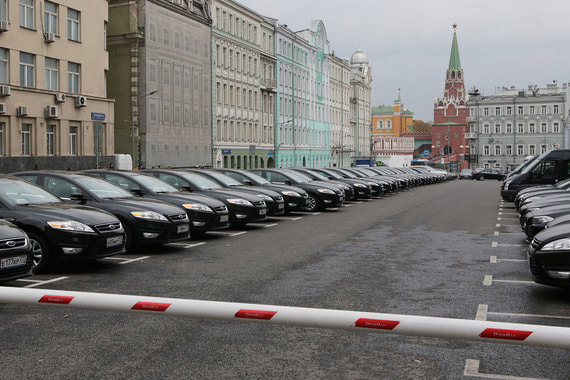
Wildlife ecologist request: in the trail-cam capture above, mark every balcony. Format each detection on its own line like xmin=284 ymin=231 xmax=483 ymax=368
xmin=465 ymin=133 xmax=477 ymax=139
xmin=260 ymin=79 xmax=277 ymax=91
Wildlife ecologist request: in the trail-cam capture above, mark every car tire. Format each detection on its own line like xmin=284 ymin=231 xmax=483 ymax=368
xmin=28 ymin=232 xmax=52 ymax=274
xmin=479 ymin=175 xmax=485 ymax=181
xmin=304 ymin=194 xmax=322 ymax=212
xmin=124 ymin=224 xmax=136 ymax=253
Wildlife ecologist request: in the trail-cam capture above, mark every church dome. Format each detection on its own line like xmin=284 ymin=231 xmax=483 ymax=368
xmin=350 ymin=47 xmax=369 ymax=65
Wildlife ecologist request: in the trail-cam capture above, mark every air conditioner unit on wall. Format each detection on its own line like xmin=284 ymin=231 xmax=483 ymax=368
xmin=75 ymin=95 xmax=87 ymax=107
xmin=44 ymin=32 xmax=56 ymax=43
xmin=17 ymin=106 xmax=29 ymax=116
xmin=55 ymin=93 xmax=66 ymax=102
xmin=0 ymin=20 xmax=8 ymax=32
xmin=0 ymin=85 xmax=11 ymax=96
xmin=45 ymin=105 xmax=59 ymax=119
xmin=0 ymin=103 xmax=6 ymax=114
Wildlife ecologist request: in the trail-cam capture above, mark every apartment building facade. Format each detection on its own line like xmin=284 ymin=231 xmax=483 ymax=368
xmin=0 ymin=0 xmax=114 ymax=172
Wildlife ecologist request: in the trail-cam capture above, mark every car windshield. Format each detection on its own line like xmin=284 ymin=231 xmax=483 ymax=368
xmin=181 ymin=173 xmax=223 ymax=190
xmin=0 ymin=178 xmax=62 ymax=205
xmin=135 ymin=175 xmax=179 ymax=193
xmin=243 ymin=171 xmax=270 ymax=185
xmin=319 ymin=170 xmax=342 ymax=179
xmin=75 ymin=176 xmax=134 ymax=199
xmin=282 ymin=170 xmax=311 ymax=183
xmin=201 ymin=171 xmax=242 ymax=187
xmin=304 ymin=170 xmax=329 ymax=181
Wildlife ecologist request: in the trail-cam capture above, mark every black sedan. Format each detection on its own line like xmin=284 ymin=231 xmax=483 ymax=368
xmin=311 ymin=168 xmax=378 ymax=198
xmin=520 ymin=204 xmax=570 ymax=239
xmin=290 ymin=168 xmax=356 ymax=201
xmin=472 ymin=168 xmax=505 ymax=181
xmin=83 ymin=170 xmax=230 ymax=239
xmin=214 ymin=169 xmax=309 ymax=213
xmin=0 ymin=174 xmax=125 ymax=273
xmin=142 ymin=169 xmax=267 ymax=227
xmin=12 ymin=171 xmax=189 ymax=252
xmin=182 ymin=169 xmax=285 ymax=216
xmin=0 ymin=220 xmax=34 ymax=281
xmin=529 ymin=224 xmax=570 ymax=287
xmin=249 ymin=169 xmax=344 ymax=212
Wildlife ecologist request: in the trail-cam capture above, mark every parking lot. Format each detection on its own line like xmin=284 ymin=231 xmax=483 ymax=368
xmin=1 ymin=180 xmax=568 ymax=378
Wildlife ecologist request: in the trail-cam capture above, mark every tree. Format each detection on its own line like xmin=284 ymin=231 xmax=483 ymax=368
xmin=413 ymin=120 xmax=431 ymax=133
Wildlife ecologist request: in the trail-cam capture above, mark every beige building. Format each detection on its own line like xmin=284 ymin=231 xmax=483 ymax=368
xmin=211 ymin=0 xmax=276 ymax=169
xmin=349 ymin=48 xmax=372 ymax=160
xmin=329 ymin=53 xmax=351 ymax=167
xmin=0 ymin=0 xmax=114 ymax=172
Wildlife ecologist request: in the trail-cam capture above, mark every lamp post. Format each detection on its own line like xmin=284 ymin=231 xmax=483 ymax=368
xmin=125 ymin=90 xmax=158 ymax=169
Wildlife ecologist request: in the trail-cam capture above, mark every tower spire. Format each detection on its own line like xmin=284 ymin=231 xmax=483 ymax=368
xmin=448 ymin=24 xmax=461 ymax=71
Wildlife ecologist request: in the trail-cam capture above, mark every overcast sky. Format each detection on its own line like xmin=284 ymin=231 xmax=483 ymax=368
xmin=238 ymin=0 xmax=570 ymax=122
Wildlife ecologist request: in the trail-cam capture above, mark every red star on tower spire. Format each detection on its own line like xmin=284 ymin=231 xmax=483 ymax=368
xmin=452 ymin=23 xmax=457 ymax=30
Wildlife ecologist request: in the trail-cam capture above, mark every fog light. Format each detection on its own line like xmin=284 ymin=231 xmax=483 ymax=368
xmin=62 ymin=247 xmax=84 ymax=254
xmin=143 ymin=232 xmax=160 ymax=239
xmin=288 ymin=203 xmax=298 ymax=207
xmin=192 ymin=221 xmax=206 ymax=227
xmin=236 ymin=214 xmax=247 ymax=219
xmin=546 ymin=270 xmax=570 ymax=279
xmin=324 ymin=199 xmax=332 ymax=204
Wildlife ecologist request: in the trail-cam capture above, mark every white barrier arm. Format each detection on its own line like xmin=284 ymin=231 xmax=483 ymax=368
xmin=1 ymin=286 xmax=569 ymax=350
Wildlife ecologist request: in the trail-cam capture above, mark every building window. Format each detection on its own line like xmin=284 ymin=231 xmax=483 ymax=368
xmin=0 ymin=0 xmax=7 ymax=23
xmin=506 ymin=123 xmax=512 ymax=133
xmin=506 ymin=106 xmax=512 ymax=115
xmin=541 ymin=122 xmax=547 ymax=133
xmin=529 ymin=144 xmax=535 ymax=155
xmin=386 ymin=120 xmax=392 ymax=129
xmin=19 ymin=52 xmax=34 ymax=87
xmin=517 ymin=123 xmax=524 ymax=133
xmin=377 ymin=120 xmax=383 ymax=129
xmin=554 ymin=105 xmax=559 ymax=114
xmin=494 ymin=124 xmax=501 ymax=134
xmin=483 ymin=124 xmax=490 ymax=134
xmin=69 ymin=125 xmax=78 ymax=155
xmin=67 ymin=8 xmax=80 ymax=41
xmin=19 ymin=0 xmax=34 ymax=29
xmin=46 ymin=124 xmax=55 ymax=156
xmin=528 ymin=123 xmax=535 ymax=133
xmin=494 ymin=145 xmax=501 ymax=156
xmin=529 ymin=106 xmax=535 ymax=115
xmin=483 ymin=145 xmax=489 ymax=155
xmin=495 ymin=107 xmax=500 ymax=116
xmin=517 ymin=106 xmax=523 ymax=115
xmin=540 ymin=144 xmax=547 ymax=154
xmin=21 ymin=123 xmax=31 ymax=155
xmin=483 ymin=107 xmax=489 ymax=116
xmin=104 ymin=21 xmax=107 ymax=50
xmin=506 ymin=145 xmax=512 ymax=155
xmin=44 ymin=1 xmax=58 ymax=35
xmin=0 ymin=48 xmax=8 ymax=84
xmin=517 ymin=144 xmax=524 ymax=155
xmin=45 ymin=57 xmax=58 ymax=91
xmin=541 ymin=105 xmax=547 ymax=114
xmin=68 ymin=62 xmax=80 ymax=93
xmin=553 ymin=122 xmax=560 ymax=133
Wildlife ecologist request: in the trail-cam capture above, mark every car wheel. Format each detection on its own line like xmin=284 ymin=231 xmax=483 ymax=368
xmin=479 ymin=175 xmax=485 ymax=181
xmin=28 ymin=232 xmax=52 ymax=274
xmin=304 ymin=194 xmax=322 ymax=212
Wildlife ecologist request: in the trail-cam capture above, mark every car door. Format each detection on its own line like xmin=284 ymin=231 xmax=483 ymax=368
xmin=43 ymin=176 xmax=84 ymax=200
xmin=530 ymin=159 xmax=560 ymax=185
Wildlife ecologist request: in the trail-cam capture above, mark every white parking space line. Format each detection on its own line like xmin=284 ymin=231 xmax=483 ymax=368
xmin=492 ymin=242 xmax=525 ymax=247
xmin=483 ymin=275 xmax=493 ymax=285
xmin=494 ymin=231 xmax=521 ymax=236
xmin=490 ymin=256 xmax=527 ymax=263
xmin=463 ymin=359 xmax=550 ymax=380
xmin=475 ymin=304 xmax=488 ymax=321
xmin=484 ymin=275 xmax=535 ymax=286
xmin=496 ymin=223 xmax=501 ymax=228
xmin=104 ymin=256 xmax=151 ymax=264
xmin=488 ymin=311 xmax=570 ymax=321
xmin=16 ymin=276 xmax=69 ymax=288
xmin=264 ymin=223 xmax=278 ymax=228
xmin=311 ymin=212 xmax=322 ymax=216
xmin=343 ymin=204 xmax=352 ymax=207
xmin=208 ymin=231 xmax=247 ymax=237
xmin=166 ymin=242 xmax=206 ymax=249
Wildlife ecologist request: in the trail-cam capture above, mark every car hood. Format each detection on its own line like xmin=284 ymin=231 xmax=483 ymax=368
xmin=97 ymin=197 xmax=185 ymax=215
xmin=199 ymin=189 xmax=268 ymax=203
xmin=0 ymin=220 xmax=28 ymax=239
xmin=533 ymin=223 xmax=570 ymax=245
xmin=18 ymin=203 xmax=118 ymax=225
xmin=150 ymin=192 xmax=226 ymax=208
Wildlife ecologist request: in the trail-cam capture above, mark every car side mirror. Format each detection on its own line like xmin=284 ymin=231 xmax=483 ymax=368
xmin=243 ymin=179 xmax=253 ymax=186
xmin=69 ymin=193 xmax=86 ymax=203
xmin=130 ymin=188 xmax=144 ymax=197
xmin=180 ymin=185 xmax=193 ymax=192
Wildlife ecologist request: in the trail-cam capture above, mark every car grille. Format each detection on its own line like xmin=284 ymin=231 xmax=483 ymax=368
xmin=253 ymin=200 xmax=265 ymax=207
xmin=275 ymin=196 xmax=284 ymax=202
xmin=94 ymin=222 xmax=122 ymax=233
xmin=530 ymin=238 xmax=541 ymax=251
xmin=168 ymin=213 xmax=188 ymax=222
xmin=213 ymin=205 xmax=227 ymax=212
xmin=528 ymin=256 xmax=544 ymax=279
xmin=0 ymin=237 xmax=27 ymax=249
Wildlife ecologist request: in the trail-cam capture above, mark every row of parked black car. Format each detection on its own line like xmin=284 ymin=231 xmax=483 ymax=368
xmin=0 ymin=165 xmax=453 ymax=282
xmin=498 ymin=149 xmax=570 ymax=288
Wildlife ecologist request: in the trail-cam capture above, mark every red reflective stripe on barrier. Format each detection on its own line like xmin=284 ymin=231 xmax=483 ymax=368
xmin=355 ymin=318 xmax=400 ymax=330
xmin=235 ymin=309 xmax=277 ymax=320
xmin=131 ymin=301 xmax=171 ymax=312
xmin=38 ymin=295 xmax=74 ymax=304
xmin=480 ymin=328 xmax=532 ymax=341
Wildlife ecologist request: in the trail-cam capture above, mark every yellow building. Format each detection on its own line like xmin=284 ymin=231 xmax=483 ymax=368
xmin=371 ymin=93 xmax=414 ymax=138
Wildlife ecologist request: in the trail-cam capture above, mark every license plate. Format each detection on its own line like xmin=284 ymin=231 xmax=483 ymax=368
xmin=106 ymin=236 xmax=124 ymax=248
xmin=1 ymin=255 xmax=27 ymax=270
xmin=259 ymin=208 xmax=266 ymax=216
xmin=220 ymin=215 xmax=229 ymax=223
xmin=177 ymin=224 xmax=190 ymax=234
xmin=278 ymin=203 xmax=284 ymax=209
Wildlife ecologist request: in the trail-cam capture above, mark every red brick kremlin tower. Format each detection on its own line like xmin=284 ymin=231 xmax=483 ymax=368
xmin=432 ymin=24 xmax=469 ymax=170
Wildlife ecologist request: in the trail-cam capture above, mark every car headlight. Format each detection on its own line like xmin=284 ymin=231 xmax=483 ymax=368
xmin=256 ymin=194 xmax=273 ymax=201
xmin=531 ymin=216 xmax=553 ymax=224
xmin=526 ymin=197 xmax=537 ymax=203
xmin=504 ymin=180 xmax=512 ymax=190
xmin=353 ymin=183 xmax=367 ymax=188
xmin=182 ymin=203 xmax=214 ymax=213
xmin=541 ymin=238 xmax=570 ymax=250
xmin=317 ymin=189 xmax=335 ymax=194
xmin=281 ymin=190 xmax=301 ymax=197
xmin=47 ymin=220 xmax=95 ymax=233
xmin=130 ymin=211 xmax=168 ymax=221
xmin=226 ymin=198 xmax=253 ymax=206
